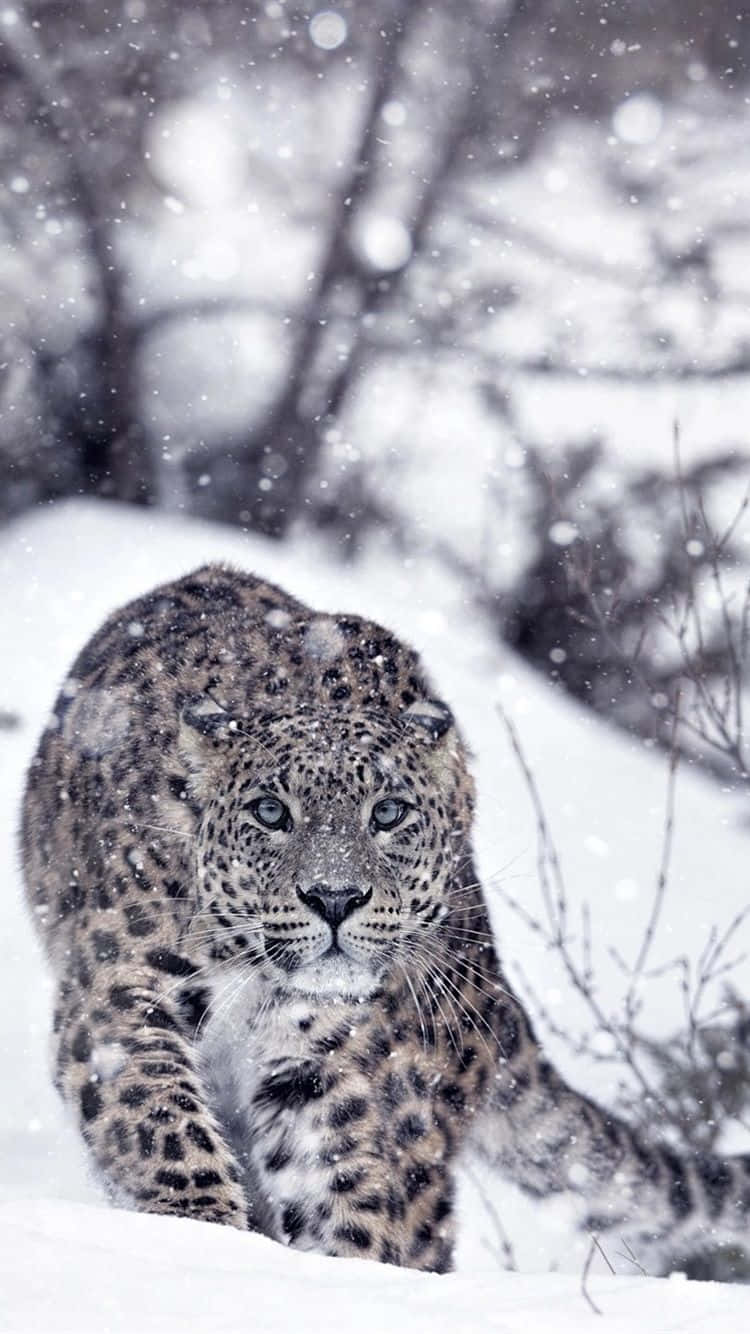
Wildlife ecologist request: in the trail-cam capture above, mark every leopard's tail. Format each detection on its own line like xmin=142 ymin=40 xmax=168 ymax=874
xmin=468 ymin=1007 xmax=750 ymax=1272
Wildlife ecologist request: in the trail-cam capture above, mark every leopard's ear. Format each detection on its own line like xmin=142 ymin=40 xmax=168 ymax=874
xmin=401 ymin=697 xmax=454 ymax=743
xmin=177 ymin=696 xmax=236 ymax=791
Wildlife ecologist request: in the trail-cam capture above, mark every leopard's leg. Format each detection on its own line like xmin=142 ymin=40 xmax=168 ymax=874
xmin=244 ymin=1053 xmax=457 ymax=1272
xmin=53 ymin=960 xmax=249 ymax=1227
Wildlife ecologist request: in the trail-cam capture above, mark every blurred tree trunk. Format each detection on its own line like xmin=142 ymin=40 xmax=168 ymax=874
xmin=186 ymin=0 xmax=551 ymax=536
xmin=1 ymin=13 xmax=156 ymax=507
xmin=187 ymin=0 xmax=419 ymax=535
xmin=75 ymin=250 xmax=151 ymax=505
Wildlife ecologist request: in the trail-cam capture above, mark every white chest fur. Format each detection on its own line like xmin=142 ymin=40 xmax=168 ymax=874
xmin=196 ymin=967 xmax=319 ymax=1114
xmin=196 ymin=968 xmax=362 ymax=1247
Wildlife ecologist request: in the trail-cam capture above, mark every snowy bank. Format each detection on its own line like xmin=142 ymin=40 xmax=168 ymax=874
xmin=2 ymin=1198 xmax=749 ymax=1334
xmin=1 ymin=501 xmax=749 ymax=1325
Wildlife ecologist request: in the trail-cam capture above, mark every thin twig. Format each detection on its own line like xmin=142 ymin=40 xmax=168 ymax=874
xmin=592 ymin=1235 xmax=616 ymax=1274
xmin=624 ymin=698 xmax=681 ymax=1029
xmin=496 ymin=703 xmax=672 ymax=1116
xmin=581 ymin=1236 xmax=603 ymax=1316
xmin=616 ymin=1238 xmax=648 ymax=1276
xmin=462 ymin=1162 xmax=518 ymax=1272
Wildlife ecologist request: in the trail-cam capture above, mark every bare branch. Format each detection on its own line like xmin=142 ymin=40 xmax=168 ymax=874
xmin=624 ymin=701 xmax=680 ymax=1029
xmin=496 ymin=702 xmax=671 ymax=1115
xmin=462 ymin=1161 xmax=518 ymax=1271
xmin=616 ymin=1238 xmax=648 ymax=1276
xmin=581 ymin=1236 xmax=603 ymax=1316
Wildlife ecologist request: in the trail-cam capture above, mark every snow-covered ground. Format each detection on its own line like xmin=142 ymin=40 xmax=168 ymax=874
xmin=1 ymin=500 xmax=750 ymax=1330
xmin=3 ymin=1199 xmax=750 ymax=1334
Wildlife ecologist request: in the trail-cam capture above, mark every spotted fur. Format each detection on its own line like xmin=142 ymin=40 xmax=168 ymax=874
xmin=21 ymin=566 xmax=750 ymax=1271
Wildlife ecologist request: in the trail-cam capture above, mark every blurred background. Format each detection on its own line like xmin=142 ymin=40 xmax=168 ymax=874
xmin=2 ymin=0 xmax=750 ymax=780
xmin=3 ymin=1 xmax=750 ymax=1281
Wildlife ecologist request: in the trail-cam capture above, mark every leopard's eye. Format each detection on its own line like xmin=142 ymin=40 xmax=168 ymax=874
xmin=250 ymin=796 xmax=292 ymax=831
xmin=371 ymin=798 xmax=408 ymax=832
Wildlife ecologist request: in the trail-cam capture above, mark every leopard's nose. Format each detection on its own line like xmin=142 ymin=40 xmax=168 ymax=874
xmin=297 ymin=882 xmax=372 ymax=929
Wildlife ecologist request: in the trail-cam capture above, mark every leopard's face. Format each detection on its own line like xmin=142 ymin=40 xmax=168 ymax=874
xmin=180 ymin=704 xmax=471 ymax=999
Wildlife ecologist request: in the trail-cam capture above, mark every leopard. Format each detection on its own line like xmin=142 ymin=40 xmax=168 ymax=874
xmin=20 ymin=564 xmax=750 ymax=1273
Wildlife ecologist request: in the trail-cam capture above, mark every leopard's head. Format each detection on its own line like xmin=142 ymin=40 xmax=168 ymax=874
xmin=178 ymin=696 xmax=474 ymax=999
